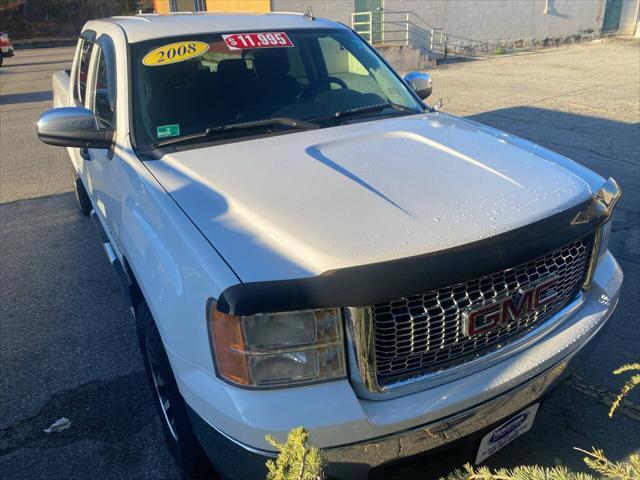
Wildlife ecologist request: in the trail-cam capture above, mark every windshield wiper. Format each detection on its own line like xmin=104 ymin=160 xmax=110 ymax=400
xmin=308 ymin=102 xmax=420 ymax=124
xmin=152 ymin=117 xmax=320 ymax=148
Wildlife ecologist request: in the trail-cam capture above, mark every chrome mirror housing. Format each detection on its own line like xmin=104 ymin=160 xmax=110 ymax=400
xmin=37 ymin=107 xmax=113 ymax=149
xmin=404 ymin=71 xmax=432 ymax=99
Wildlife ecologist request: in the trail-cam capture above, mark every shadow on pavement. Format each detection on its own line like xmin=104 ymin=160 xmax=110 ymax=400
xmin=0 ymin=90 xmax=53 ymax=105
xmin=2 ymin=59 xmax=72 ymax=68
xmin=0 ymin=192 xmax=184 ymax=479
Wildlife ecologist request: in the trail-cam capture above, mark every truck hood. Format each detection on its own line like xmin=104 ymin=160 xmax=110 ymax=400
xmin=146 ymin=113 xmax=604 ymax=283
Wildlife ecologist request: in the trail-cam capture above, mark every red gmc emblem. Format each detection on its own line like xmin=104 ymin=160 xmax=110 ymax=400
xmin=462 ymin=276 xmax=560 ymax=337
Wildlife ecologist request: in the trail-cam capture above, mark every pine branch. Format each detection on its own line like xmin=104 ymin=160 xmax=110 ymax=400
xmin=440 ymin=463 xmax=596 ymax=480
xmin=265 ymin=427 xmax=324 ymax=480
xmin=576 ymin=447 xmax=640 ymax=479
xmin=612 ymin=363 xmax=640 ymax=375
xmin=608 ymin=363 xmax=640 ymax=418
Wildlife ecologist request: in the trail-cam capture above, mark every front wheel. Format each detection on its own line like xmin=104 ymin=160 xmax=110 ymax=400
xmin=0 ymin=51 xmax=4 ymax=67
xmin=135 ymin=300 xmax=214 ymax=479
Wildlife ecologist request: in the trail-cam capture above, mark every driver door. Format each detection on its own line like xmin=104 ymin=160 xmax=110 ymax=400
xmin=83 ymin=37 xmax=122 ymax=245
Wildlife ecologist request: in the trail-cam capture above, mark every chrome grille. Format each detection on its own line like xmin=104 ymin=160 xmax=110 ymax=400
xmin=372 ymin=234 xmax=595 ymax=386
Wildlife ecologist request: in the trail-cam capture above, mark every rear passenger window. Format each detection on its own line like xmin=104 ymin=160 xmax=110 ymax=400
xmin=75 ymin=40 xmax=93 ymax=105
xmin=93 ymin=50 xmax=115 ymax=127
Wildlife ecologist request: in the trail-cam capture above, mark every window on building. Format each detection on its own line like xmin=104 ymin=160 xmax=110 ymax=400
xmin=174 ymin=0 xmax=193 ymax=10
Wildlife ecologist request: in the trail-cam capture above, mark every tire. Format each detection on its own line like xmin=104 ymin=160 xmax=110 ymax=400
xmin=135 ymin=300 xmax=215 ymax=479
xmin=0 ymin=51 xmax=4 ymax=67
xmin=73 ymin=172 xmax=92 ymax=216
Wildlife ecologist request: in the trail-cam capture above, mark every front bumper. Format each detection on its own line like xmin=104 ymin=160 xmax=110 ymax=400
xmin=183 ymin=251 xmax=622 ymax=480
xmin=324 ymin=329 xmax=606 ymax=478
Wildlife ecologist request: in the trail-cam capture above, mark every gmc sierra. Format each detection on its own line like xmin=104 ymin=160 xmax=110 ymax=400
xmin=37 ymin=12 xmax=623 ymax=480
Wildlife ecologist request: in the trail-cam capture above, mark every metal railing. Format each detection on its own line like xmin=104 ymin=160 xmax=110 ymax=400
xmin=351 ymin=10 xmax=446 ymax=54
xmin=351 ymin=11 xmax=374 ymax=43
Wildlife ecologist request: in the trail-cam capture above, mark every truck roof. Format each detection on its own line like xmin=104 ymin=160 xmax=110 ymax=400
xmin=101 ymin=12 xmax=345 ymax=43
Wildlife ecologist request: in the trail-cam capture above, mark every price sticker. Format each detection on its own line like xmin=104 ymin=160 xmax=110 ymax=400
xmin=222 ymin=32 xmax=294 ymax=50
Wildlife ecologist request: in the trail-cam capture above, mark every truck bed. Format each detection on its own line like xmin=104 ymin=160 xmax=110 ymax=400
xmin=52 ymin=69 xmax=70 ymax=107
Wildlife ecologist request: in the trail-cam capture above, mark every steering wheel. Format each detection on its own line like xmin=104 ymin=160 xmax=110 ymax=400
xmin=298 ymin=76 xmax=348 ymax=100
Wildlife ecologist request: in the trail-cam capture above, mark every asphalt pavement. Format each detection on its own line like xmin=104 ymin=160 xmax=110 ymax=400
xmin=0 ymin=47 xmax=184 ymax=479
xmin=1 ymin=41 xmax=639 ymax=480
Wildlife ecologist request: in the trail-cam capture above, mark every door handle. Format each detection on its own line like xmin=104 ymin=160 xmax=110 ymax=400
xmin=80 ymin=148 xmax=91 ymax=161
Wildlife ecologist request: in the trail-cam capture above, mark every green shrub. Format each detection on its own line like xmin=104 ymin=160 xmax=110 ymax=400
xmin=442 ymin=464 xmax=597 ymax=479
xmin=265 ymin=427 xmax=324 ymax=480
xmin=443 ymin=448 xmax=640 ymax=479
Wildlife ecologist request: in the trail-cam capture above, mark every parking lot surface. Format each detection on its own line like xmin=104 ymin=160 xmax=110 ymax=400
xmin=1 ymin=40 xmax=639 ymax=479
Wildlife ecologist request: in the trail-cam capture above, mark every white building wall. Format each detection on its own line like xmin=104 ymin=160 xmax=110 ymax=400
xmin=384 ymin=0 xmax=605 ymax=44
xmin=271 ymin=0 xmax=352 ymax=25
xmin=272 ymin=0 xmax=612 ymax=50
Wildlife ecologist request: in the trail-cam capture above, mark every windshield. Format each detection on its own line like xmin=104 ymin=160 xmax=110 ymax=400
xmin=131 ymin=28 xmax=423 ymax=150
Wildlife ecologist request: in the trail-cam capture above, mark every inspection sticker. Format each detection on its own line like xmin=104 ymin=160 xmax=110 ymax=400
xmin=222 ymin=32 xmax=293 ymax=50
xmin=143 ymin=41 xmax=209 ymax=66
xmin=157 ymin=124 xmax=180 ymax=138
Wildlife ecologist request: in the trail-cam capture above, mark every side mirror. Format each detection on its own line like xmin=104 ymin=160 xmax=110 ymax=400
xmin=37 ymin=107 xmax=113 ymax=149
xmin=404 ymin=71 xmax=432 ymax=99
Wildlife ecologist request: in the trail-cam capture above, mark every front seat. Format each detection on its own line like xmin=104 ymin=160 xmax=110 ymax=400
xmin=215 ymin=58 xmax=254 ymax=122
xmin=242 ymin=48 xmax=301 ymax=117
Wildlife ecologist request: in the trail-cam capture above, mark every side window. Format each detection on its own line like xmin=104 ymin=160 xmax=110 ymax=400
xmin=74 ymin=40 xmax=94 ymax=105
xmin=92 ymin=49 xmax=115 ymax=128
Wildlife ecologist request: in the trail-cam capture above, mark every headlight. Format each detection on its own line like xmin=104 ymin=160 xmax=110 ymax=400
xmin=208 ymin=303 xmax=346 ymax=388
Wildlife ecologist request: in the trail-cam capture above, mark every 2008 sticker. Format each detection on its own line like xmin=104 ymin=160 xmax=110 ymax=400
xmin=143 ymin=41 xmax=209 ymax=66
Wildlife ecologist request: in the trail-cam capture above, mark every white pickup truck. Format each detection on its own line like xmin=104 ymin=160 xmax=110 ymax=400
xmin=38 ymin=12 xmax=623 ymax=480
